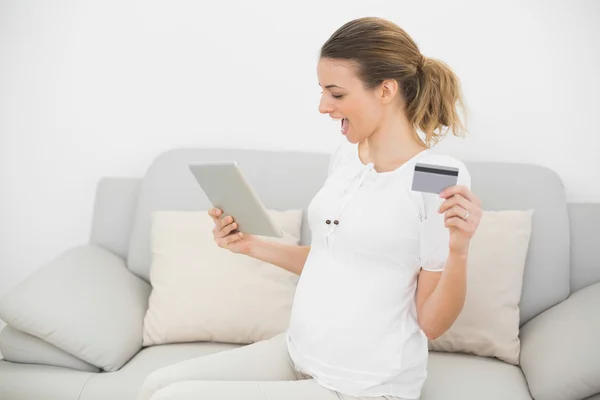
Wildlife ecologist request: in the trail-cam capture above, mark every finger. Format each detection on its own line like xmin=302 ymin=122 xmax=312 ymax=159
xmin=208 ymin=208 xmax=222 ymax=220
xmin=438 ymin=194 xmax=472 ymax=214
xmin=217 ymin=232 xmax=243 ymax=248
xmin=439 ymin=185 xmax=476 ymax=203
xmin=215 ymin=220 xmax=237 ymax=239
xmin=444 ymin=205 xmax=468 ymax=221
xmin=220 ymin=221 xmax=238 ymax=237
xmin=220 ymin=215 xmax=234 ymax=229
xmin=445 ymin=216 xmax=469 ymax=231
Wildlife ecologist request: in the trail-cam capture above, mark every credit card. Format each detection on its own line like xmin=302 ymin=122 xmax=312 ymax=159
xmin=411 ymin=162 xmax=459 ymax=194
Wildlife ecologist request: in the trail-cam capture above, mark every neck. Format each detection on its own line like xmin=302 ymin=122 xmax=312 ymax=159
xmin=361 ymin=113 xmax=428 ymax=172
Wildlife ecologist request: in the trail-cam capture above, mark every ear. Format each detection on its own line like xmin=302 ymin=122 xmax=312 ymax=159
xmin=379 ymin=79 xmax=399 ymax=104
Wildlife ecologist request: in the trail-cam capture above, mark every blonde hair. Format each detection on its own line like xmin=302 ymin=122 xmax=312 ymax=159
xmin=320 ymin=17 xmax=467 ymax=147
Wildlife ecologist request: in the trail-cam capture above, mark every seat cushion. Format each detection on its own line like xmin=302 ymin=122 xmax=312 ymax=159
xmin=421 ymin=352 xmax=532 ymax=400
xmin=2 ymin=343 xmax=535 ymax=400
xmin=79 ymin=341 xmax=243 ymax=400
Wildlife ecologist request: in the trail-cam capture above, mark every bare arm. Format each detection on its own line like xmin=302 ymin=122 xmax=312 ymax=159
xmin=247 ymin=240 xmax=310 ymax=276
xmin=415 ymin=185 xmax=482 ymax=340
xmin=416 ymin=251 xmax=468 ymax=339
xmin=208 ymin=207 xmax=309 ymax=276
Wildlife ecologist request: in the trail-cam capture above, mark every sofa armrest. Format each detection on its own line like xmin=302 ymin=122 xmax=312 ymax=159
xmin=0 ymin=244 xmax=151 ymax=371
xmin=520 ymin=282 xmax=600 ymax=400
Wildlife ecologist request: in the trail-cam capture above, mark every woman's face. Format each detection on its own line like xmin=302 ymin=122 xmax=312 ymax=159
xmin=317 ymin=58 xmax=386 ymax=144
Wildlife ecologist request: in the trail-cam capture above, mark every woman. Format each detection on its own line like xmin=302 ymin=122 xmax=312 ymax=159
xmin=140 ymin=16 xmax=482 ymax=400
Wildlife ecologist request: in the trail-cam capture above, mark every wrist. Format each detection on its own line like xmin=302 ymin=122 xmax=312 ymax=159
xmin=245 ymin=235 xmax=265 ymax=257
xmin=449 ymin=247 xmax=469 ymax=259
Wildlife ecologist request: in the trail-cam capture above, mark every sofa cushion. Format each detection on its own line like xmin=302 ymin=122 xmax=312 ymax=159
xmin=143 ymin=209 xmax=302 ymax=346
xmin=0 ymin=244 xmax=151 ymax=372
xmin=520 ymin=282 xmax=600 ymax=400
xmin=0 ymin=341 xmax=243 ymax=400
xmin=127 ymin=148 xmax=330 ymax=281
xmin=422 ymin=352 xmax=532 ymax=400
xmin=1 ymin=347 xmax=534 ymax=400
xmin=428 ymin=209 xmax=533 ymax=364
xmin=79 ymin=341 xmax=243 ymax=400
xmin=0 ymin=325 xmax=99 ymax=372
xmin=0 ymin=360 xmax=94 ymax=400
xmin=466 ymin=162 xmax=570 ymax=325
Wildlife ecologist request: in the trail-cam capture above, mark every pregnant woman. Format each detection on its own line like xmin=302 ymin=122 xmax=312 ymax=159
xmin=139 ymin=16 xmax=482 ymax=400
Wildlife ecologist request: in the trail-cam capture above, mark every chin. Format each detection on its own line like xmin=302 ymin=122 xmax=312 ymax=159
xmin=344 ymin=133 xmax=359 ymax=144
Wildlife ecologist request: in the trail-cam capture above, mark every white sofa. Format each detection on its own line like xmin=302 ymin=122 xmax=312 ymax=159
xmin=1 ymin=147 xmax=599 ymax=400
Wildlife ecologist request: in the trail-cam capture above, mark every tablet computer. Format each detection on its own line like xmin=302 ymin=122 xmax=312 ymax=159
xmin=188 ymin=161 xmax=283 ymax=238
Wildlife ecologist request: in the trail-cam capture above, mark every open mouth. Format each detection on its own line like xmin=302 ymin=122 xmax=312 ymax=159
xmin=341 ymin=118 xmax=349 ymax=135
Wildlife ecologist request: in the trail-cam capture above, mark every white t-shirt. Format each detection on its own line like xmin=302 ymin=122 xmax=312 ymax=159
xmin=286 ymin=139 xmax=471 ymax=399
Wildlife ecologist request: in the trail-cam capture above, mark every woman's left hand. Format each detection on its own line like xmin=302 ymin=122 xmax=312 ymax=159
xmin=438 ymin=185 xmax=482 ymax=255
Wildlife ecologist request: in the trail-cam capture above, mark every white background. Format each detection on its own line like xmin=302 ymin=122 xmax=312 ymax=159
xmin=1 ymin=0 xmax=599 ymax=335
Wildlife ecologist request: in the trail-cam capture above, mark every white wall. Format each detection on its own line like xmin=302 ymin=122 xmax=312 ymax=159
xmin=1 ymin=0 xmax=599 ymax=332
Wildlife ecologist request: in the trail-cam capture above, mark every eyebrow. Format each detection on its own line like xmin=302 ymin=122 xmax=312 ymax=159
xmin=319 ymin=84 xmax=345 ymax=89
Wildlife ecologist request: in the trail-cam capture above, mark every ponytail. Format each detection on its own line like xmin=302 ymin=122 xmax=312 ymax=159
xmin=408 ymin=56 xmax=467 ymax=147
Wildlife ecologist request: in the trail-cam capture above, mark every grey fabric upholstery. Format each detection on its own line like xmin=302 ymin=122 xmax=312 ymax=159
xmin=0 ymin=344 xmax=536 ymax=400
xmin=0 ymin=360 xmax=93 ymax=400
xmin=0 ymin=244 xmax=151 ymax=372
xmin=568 ymin=203 xmax=600 ymax=292
xmin=127 ymin=148 xmax=330 ymax=281
xmin=465 ymin=162 xmax=570 ymax=325
xmin=422 ymin=352 xmax=532 ymax=400
xmin=0 ymin=341 xmax=243 ymax=400
xmin=79 ymin=341 xmax=242 ymax=400
xmin=0 ymin=325 xmax=100 ymax=372
xmin=519 ymin=282 xmax=600 ymax=400
xmin=90 ymin=177 xmax=141 ymax=260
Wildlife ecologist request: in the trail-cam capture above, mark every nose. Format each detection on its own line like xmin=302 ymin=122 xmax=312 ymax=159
xmin=318 ymin=95 xmax=334 ymax=115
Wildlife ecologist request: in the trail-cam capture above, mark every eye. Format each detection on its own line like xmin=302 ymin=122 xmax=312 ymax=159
xmin=320 ymin=91 xmax=344 ymax=99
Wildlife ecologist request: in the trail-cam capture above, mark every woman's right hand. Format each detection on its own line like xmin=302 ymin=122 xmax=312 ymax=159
xmin=208 ymin=208 xmax=257 ymax=255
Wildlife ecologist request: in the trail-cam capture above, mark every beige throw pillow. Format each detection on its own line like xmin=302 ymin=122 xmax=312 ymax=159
xmin=428 ymin=209 xmax=534 ymax=365
xmin=143 ymin=209 xmax=303 ymax=346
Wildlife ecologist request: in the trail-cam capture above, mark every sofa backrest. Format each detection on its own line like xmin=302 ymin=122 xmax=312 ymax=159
xmin=90 ymin=177 xmax=141 ymax=260
xmin=126 ymin=148 xmax=330 ymax=281
xmin=91 ymin=148 xmax=577 ymax=325
xmin=466 ymin=162 xmax=570 ymax=324
xmin=568 ymin=203 xmax=600 ymax=292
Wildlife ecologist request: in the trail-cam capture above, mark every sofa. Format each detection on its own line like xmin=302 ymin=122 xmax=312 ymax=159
xmin=0 ymin=147 xmax=599 ymax=400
